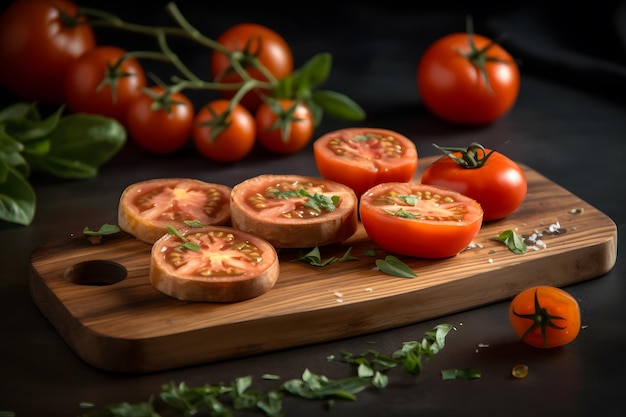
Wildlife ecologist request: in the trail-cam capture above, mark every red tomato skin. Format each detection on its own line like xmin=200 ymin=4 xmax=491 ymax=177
xmin=193 ymin=100 xmax=256 ymax=163
xmin=126 ymin=87 xmax=194 ymax=155
xmin=63 ymin=46 xmax=147 ymax=125
xmin=0 ymin=0 xmax=96 ymax=104
xmin=421 ymin=151 xmax=527 ymax=221
xmin=255 ymin=100 xmax=314 ymax=154
xmin=313 ymin=128 xmax=418 ymax=197
xmin=360 ymin=183 xmax=483 ymax=259
xmin=417 ymin=33 xmax=520 ymax=125
xmin=210 ymin=23 xmax=293 ymax=111
xmin=509 ymin=286 xmax=581 ymax=349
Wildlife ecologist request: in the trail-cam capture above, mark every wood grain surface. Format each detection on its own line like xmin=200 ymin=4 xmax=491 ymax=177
xmin=29 ymin=158 xmax=618 ymax=373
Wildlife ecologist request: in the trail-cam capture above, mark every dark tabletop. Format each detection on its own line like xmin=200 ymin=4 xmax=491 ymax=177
xmin=1 ymin=1 xmax=625 ymax=416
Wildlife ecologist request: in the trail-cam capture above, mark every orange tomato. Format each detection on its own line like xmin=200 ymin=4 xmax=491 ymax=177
xmin=313 ymin=127 xmax=418 ymax=197
xmin=509 ymin=286 xmax=581 ymax=348
xmin=359 ymin=182 xmax=483 ymax=259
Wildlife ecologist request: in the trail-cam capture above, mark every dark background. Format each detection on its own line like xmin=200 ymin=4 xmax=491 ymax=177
xmin=1 ymin=1 xmax=625 ymax=416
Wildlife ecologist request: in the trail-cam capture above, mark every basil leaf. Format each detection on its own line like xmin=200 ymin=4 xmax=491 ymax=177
xmin=83 ymin=223 xmax=120 ymax=237
xmin=310 ymin=89 xmax=366 ymax=121
xmin=0 ymin=166 xmax=36 ymax=225
xmin=375 ymin=255 xmax=417 ymax=278
xmin=492 ymin=229 xmax=527 ymax=254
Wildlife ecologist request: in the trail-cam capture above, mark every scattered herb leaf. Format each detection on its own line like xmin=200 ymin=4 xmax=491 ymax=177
xmin=281 ymin=368 xmax=370 ymax=401
xmin=491 ymin=230 xmax=527 ymax=254
xmin=268 ymin=188 xmax=339 ymax=213
xmin=374 ymin=255 xmax=417 ymax=278
xmin=183 ymin=219 xmax=206 ymax=228
xmin=83 ymin=223 xmax=120 ymax=237
xmin=166 ymin=225 xmax=200 ymax=251
xmin=441 ymin=368 xmax=482 ymax=380
xmin=293 ymin=246 xmax=357 ymax=266
xmin=385 ymin=208 xmax=420 ymax=219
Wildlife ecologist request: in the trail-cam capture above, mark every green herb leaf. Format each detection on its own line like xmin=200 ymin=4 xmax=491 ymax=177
xmin=385 ymin=207 xmax=420 ymax=219
xmin=491 ymin=229 xmax=527 ymax=254
xmin=281 ymin=368 xmax=370 ymax=401
xmin=83 ymin=223 xmax=121 ymax=237
xmin=441 ymin=368 xmax=482 ymax=380
xmin=374 ymin=255 xmax=417 ymax=278
xmin=310 ymin=89 xmax=366 ymax=121
xmin=293 ymin=246 xmax=357 ymax=267
xmin=0 ymin=166 xmax=35 ymax=225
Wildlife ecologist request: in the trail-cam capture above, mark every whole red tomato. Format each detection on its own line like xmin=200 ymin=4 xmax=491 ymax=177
xmin=255 ymin=99 xmax=314 ymax=154
xmin=63 ymin=46 xmax=147 ymax=125
xmin=510 ymin=286 xmax=581 ymax=349
xmin=210 ymin=23 xmax=293 ymax=111
xmin=0 ymin=0 xmax=96 ymax=104
xmin=126 ymin=87 xmax=195 ymax=155
xmin=417 ymin=20 xmax=520 ymax=125
xmin=192 ymin=99 xmax=256 ymax=163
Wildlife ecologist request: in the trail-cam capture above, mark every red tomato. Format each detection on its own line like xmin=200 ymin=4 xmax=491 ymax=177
xmin=255 ymin=100 xmax=314 ymax=154
xmin=360 ymin=182 xmax=483 ymax=258
xmin=417 ymin=26 xmax=520 ymax=125
xmin=313 ymin=128 xmax=418 ymax=197
xmin=510 ymin=286 xmax=581 ymax=348
xmin=63 ymin=46 xmax=147 ymax=125
xmin=126 ymin=86 xmax=194 ymax=155
xmin=0 ymin=0 xmax=96 ymax=104
xmin=420 ymin=143 xmax=527 ymax=221
xmin=192 ymin=99 xmax=256 ymax=163
xmin=230 ymin=174 xmax=358 ymax=248
xmin=150 ymin=225 xmax=280 ymax=303
xmin=210 ymin=23 xmax=293 ymax=111
xmin=118 ymin=178 xmax=232 ymax=244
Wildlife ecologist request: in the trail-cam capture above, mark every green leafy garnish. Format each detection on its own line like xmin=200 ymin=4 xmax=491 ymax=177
xmin=268 ymin=188 xmax=339 ymax=212
xmin=374 ymin=255 xmax=417 ymax=278
xmin=183 ymin=219 xmax=206 ymax=228
xmin=166 ymin=225 xmax=200 ymax=251
xmin=293 ymin=246 xmax=357 ymax=266
xmin=281 ymin=368 xmax=370 ymax=401
xmin=441 ymin=368 xmax=482 ymax=380
xmin=491 ymin=229 xmax=527 ymax=254
xmin=385 ymin=208 xmax=420 ymax=219
xmin=83 ymin=223 xmax=120 ymax=237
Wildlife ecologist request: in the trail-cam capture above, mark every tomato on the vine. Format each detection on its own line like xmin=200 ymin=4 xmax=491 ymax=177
xmin=360 ymin=182 xmax=483 ymax=259
xmin=416 ymin=18 xmax=520 ymax=125
xmin=420 ymin=143 xmax=527 ymax=221
xmin=126 ymin=86 xmax=194 ymax=155
xmin=192 ymin=99 xmax=256 ymax=163
xmin=63 ymin=45 xmax=147 ymax=125
xmin=255 ymin=99 xmax=314 ymax=155
xmin=0 ymin=0 xmax=96 ymax=104
xmin=313 ymin=128 xmax=418 ymax=197
xmin=210 ymin=23 xmax=293 ymax=111
xmin=510 ymin=286 xmax=581 ymax=349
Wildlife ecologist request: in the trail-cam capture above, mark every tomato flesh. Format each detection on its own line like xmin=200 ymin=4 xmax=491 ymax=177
xmin=360 ymin=182 xmax=483 ymax=258
xmin=313 ymin=128 xmax=418 ymax=197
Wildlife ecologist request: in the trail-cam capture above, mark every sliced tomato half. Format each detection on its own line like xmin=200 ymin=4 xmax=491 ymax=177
xmin=360 ymin=182 xmax=483 ymax=258
xmin=150 ymin=225 xmax=279 ymax=302
xmin=118 ymin=178 xmax=232 ymax=244
xmin=230 ymin=174 xmax=358 ymax=248
xmin=313 ymin=127 xmax=418 ymax=197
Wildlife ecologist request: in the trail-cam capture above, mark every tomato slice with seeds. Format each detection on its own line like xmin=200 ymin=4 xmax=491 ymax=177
xmin=313 ymin=127 xmax=418 ymax=197
xmin=230 ymin=174 xmax=358 ymax=248
xmin=118 ymin=178 xmax=232 ymax=244
xmin=360 ymin=182 xmax=483 ymax=258
xmin=150 ymin=225 xmax=279 ymax=302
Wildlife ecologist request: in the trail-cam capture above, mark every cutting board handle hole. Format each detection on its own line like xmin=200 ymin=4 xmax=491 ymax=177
xmin=64 ymin=260 xmax=128 ymax=286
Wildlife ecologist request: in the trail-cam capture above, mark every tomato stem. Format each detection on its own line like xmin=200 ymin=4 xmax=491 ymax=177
xmin=432 ymin=142 xmax=495 ymax=169
xmin=512 ymin=288 xmax=567 ymax=348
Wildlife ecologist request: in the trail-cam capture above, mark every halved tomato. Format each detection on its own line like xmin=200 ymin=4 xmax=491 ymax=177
xmin=118 ymin=178 xmax=232 ymax=244
xmin=360 ymin=182 xmax=483 ymax=258
xmin=313 ymin=127 xmax=418 ymax=197
xmin=150 ymin=225 xmax=279 ymax=303
xmin=230 ymin=174 xmax=358 ymax=248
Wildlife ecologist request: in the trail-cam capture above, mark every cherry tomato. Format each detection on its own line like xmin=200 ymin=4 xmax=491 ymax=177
xmin=126 ymin=86 xmax=194 ymax=155
xmin=420 ymin=143 xmax=527 ymax=221
xmin=151 ymin=225 xmax=280 ymax=303
xmin=313 ymin=128 xmax=418 ymax=197
xmin=192 ymin=99 xmax=256 ymax=163
xmin=210 ymin=23 xmax=293 ymax=111
xmin=416 ymin=21 xmax=520 ymax=125
xmin=510 ymin=286 xmax=581 ymax=348
xmin=0 ymin=0 xmax=95 ymax=104
xmin=360 ymin=182 xmax=483 ymax=259
xmin=63 ymin=46 xmax=147 ymax=125
xmin=255 ymin=99 xmax=314 ymax=155
xmin=230 ymin=174 xmax=358 ymax=249
xmin=118 ymin=178 xmax=232 ymax=244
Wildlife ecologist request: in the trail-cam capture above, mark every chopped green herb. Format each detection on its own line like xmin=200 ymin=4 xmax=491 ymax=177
xmin=491 ymin=229 xmax=527 ymax=254
xmin=268 ymin=188 xmax=339 ymax=212
xmin=183 ymin=219 xmax=206 ymax=228
xmin=385 ymin=207 xmax=420 ymax=219
xmin=166 ymin=225 xmax=200 ymax=251
xmin=361 ymin=247 xmax=377 ymax=256
xmin=397 ymin=194 xmax=420 ymax=206
xmin=293 ymin=246 xmax=357 ymax=266
xmin=83 ymin=223 xmax=120 ymax=237
xmin=374 ymin=255 xmax=417 ymax=278
xmin=281 ymin=368 xmax=370 ymax=401
xmin=441 ymin=368 xmax=482 ymax=380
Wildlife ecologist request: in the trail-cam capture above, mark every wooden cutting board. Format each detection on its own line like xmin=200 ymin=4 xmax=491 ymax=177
xmin=29 ymin=158 xmax=618 ymax=373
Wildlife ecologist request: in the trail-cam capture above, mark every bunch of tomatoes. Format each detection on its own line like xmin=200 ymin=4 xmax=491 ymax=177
xmin=0 ymin=0 xmax=366 ymax=163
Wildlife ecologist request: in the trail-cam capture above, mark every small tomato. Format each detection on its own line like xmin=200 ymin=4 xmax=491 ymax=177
xmin=255 ymin=99 xmax=314 ymax=155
